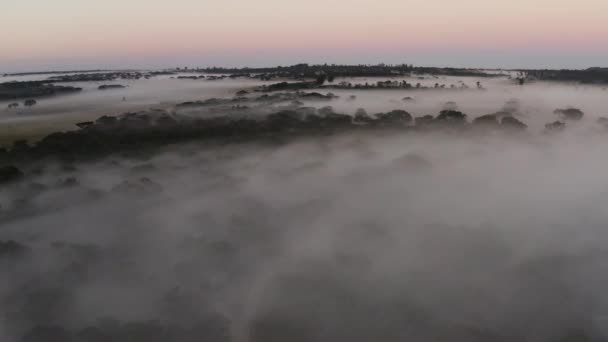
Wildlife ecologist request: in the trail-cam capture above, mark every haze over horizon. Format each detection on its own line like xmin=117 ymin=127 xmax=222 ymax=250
xmin=2 ymin=0 xmax=608 ymax=72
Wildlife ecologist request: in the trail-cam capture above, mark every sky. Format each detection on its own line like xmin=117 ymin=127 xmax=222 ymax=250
xmin=1 ymin=0 xmax=608 ymax=72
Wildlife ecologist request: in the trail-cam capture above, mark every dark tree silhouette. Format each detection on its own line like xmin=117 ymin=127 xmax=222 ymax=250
xmin=24 ymin=99 xmax=37 ymax=107
xmin=315 ymin=74 xmax=327 ymax=85
xmin=554 ymin=108 xmax=584 ymax=120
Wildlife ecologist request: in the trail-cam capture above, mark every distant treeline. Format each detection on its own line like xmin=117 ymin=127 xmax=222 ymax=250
xmin=2 ymin=69 xmax=111 ymax=77
xmin=0 ymin=104 xmax=530 ymax=166
xmin=0 ymin=81 xmax=82 ymax=101
xmin=184 ymin=63 xmax=496 ymax=78
xmin=521 ymin=67 xmax=608 ymax=84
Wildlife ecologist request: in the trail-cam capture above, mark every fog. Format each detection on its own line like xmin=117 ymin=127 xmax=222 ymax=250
xmin=326 ymin=78 xmax=608 ymax=131
xmin=3 ymin=121 xmax=608 ymax=341
xmin=3 ymin=73 xmax=607 ymax=133
xmin=2 ymin=75 xmax=608 ymax=341
xmin=0 ymin=73 xmax=268 ymax=124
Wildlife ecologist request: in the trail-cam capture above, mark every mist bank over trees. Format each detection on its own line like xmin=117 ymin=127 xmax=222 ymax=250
xmin=0 ymin=95 xmax=600 ymax=170
xmin=0 ymin=72 xmax=146 ymax=101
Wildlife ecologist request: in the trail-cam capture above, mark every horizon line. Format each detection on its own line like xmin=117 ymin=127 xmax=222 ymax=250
xmin=2 ymin=63 xmax=605 ymax=77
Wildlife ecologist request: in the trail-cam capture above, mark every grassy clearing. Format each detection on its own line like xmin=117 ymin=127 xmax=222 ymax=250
xmin=0 ymin=117 xmax=79 ymax=148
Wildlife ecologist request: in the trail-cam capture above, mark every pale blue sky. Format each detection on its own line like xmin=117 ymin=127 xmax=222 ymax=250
xmin=2 ymin=0 xmax=607 ymax=72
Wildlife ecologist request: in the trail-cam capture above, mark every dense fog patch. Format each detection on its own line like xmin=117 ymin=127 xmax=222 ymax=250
xmin=2 ymin=127 xmax=608 ymax=341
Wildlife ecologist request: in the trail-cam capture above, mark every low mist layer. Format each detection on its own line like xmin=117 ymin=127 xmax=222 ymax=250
xmin=2 ymin=126 xmax=608 ymax=341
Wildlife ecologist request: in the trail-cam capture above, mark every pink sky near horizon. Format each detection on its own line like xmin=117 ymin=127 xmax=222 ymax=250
xmin=2 ymin=0 xmax=608 ymax=70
